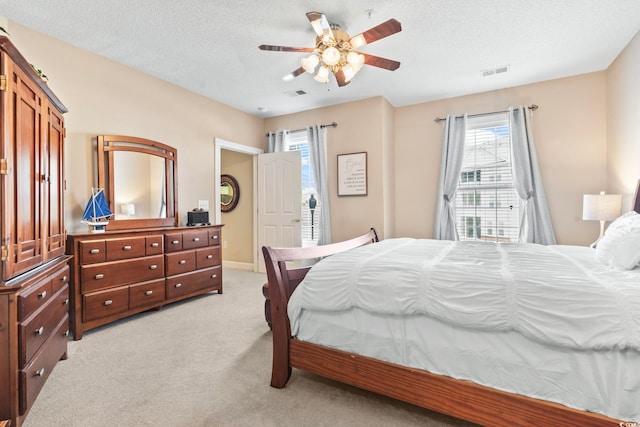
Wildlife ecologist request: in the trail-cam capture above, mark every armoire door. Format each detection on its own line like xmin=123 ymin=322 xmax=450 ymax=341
xmin=1 ymin=54 xmax=44 ymax=279
xmin=43 ymin=104 xmax=65 ymax=261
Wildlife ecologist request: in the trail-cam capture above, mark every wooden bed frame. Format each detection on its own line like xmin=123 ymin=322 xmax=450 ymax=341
xmin=262 ymin=182 xmax=640 ymax=427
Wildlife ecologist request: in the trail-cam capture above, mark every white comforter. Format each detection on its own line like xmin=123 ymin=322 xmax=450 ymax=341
xmin=288 ymin=238 xmax=640 ymax=351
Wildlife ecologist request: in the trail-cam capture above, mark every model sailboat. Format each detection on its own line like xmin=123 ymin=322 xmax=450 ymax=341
xmin=81 ymin=188 xmax=113 ymax=232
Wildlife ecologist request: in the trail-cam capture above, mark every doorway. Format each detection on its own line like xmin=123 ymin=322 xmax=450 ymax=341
xmin=214 ymin=138 xmax=263 ymax=271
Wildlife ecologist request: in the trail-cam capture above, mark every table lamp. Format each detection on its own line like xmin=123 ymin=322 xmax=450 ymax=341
xmin=582 ymin=191 xmax=622 ymax=248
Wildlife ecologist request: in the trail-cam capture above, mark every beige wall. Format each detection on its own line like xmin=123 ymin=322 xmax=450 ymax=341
xmin=607 ymin=29 xmax=640 ymax=207
xmin=264 ymin=97 xmax=391 ymax=242
xmin=267 ymin=73 xmax=609 ymax=246
xmin=7 ymin=22 xmax=263 ymax=233
xmin=221 ymin=150 xmax=253 ymax=264
xmin=395 ymin=73 xmax=608 ymax=245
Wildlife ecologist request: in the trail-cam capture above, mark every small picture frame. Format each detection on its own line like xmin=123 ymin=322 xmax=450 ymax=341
xmin=337 ymin=152 xmax=367 ymax=196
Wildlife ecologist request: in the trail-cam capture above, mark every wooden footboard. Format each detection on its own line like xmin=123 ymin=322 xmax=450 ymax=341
xmin=261 ymin=228 xmax=629 ymax=427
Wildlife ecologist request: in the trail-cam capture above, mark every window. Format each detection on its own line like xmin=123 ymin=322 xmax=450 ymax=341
xmin=455 ymin=112 xmax=520 ymax=243
xmin=285 ymin=130 xmax=319 ymax=246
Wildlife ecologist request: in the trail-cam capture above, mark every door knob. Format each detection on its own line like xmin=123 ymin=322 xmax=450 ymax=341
xmin=291 ymin=218 xmax=301 ymax=223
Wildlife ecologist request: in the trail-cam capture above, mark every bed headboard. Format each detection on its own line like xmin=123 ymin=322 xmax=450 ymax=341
xmin=635 ymin=179 xmax=640 ymax=214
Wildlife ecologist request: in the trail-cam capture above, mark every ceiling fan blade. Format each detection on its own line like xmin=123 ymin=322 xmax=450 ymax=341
xmin=349 ymin=19 xmax=402 ymax=47
xmin=283 ymin=66 xmax=306 ymax=81
xmin=362 ymin=53 xmax=401 ymax=71
xmin=306 ymin=11 xmax=335 ymax=41
xmin=334 ymin=69 xmax=351 ymax=87
xmin=259 ymin=44 xmax=315 ymax=53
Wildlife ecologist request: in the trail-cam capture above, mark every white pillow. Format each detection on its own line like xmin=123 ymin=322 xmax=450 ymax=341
xmin=596 ymin=212 xmax=640 ymax=270
xmin=606 ymin=211 xmax=640 ymax=233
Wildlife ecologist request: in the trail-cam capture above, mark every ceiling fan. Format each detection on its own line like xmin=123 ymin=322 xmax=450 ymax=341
xmin=259 ymin=11 xmax=402 ymax=87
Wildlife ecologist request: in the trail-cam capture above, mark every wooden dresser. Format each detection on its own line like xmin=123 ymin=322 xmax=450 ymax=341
xmin=66 ymin=225 xmax=223 ymax=339
xmin=0 ymin=36 xmax=70 ymax=427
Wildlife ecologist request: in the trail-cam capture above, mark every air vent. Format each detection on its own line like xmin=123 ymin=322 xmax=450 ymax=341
xmin=481 ymin=65 xmax=510 ymax=77
xmin=285 ymin=89 xmax=308 ymax=97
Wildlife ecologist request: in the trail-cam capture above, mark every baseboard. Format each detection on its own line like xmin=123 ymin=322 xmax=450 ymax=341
xmin=222 ymin=260 xmax=254 ymax=271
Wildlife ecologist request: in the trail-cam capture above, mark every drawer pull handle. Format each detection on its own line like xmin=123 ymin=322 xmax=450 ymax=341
xmin=123 ymin=245 xmax=132 ymax=251
xmin=104 ymin=300 xmax=113 ymax=306
xmin=193 ymin=237 xmax=200 ymax=242
xmin=207 ymin=255 xmax=213 ymax=259
xmin=179 ymin=260 xmax=186 ymax=265
xmin=145 ymin=290 xmax=153 ymax=296
xmin=90 ymin=249 xmax=100 ymax=254
xmin=150 ymin=265 xmax=158 ymax=270
xmin=211 ymin=274 xmax=217 ymax=279
xmin=35 ymin=326 xmax=45 ymax=335
xmin=213 ymin=235 xmax=218 ymax=239
xmin=175 ymin=283 xmax=182 ymax=288
xmin=36 ymin=368 xmax=45 ymax=377
xmin=151 ymin=242 xmax=159 ymax=248
xmin=172 ymin=240 xmax=179 ymax=245
xmin=64 ymin=298 xmax=69 ymax=305
xmin=95 ymin=274 xmax=104 ymax=280
xmin=38 ymin=291 xmax=47 ymax=299
xmin=61 ymin=275 xmax=67 ymax=281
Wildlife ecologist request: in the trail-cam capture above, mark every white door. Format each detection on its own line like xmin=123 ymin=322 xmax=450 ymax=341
xmin=257 ymin=151 xmax=302 ymax=272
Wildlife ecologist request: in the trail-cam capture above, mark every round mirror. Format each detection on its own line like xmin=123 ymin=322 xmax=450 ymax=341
xmin=220 ymin=174 xmax=239 ymax=212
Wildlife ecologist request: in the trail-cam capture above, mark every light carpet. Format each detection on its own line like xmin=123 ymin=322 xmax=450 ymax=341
xmin=23 ymin=268 xmax=476 ymax=427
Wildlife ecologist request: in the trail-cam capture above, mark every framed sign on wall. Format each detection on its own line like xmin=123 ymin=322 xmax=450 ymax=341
xmin=337 ymin=152 xmax=367 ymax=196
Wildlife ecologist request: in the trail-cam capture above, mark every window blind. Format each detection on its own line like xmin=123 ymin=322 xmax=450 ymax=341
xmin=455 ymin=113 xmax=520 ymax=242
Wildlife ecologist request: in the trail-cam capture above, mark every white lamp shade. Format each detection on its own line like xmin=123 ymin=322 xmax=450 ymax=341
xmin=349 ymin=34 xmax=366 ymax=49
xmin=314 ymin=66 xmax=329 ymax=83
xmin=342 ymin=64 xmax=359 ymax=82
xmin=347 ymin=51 xmax=365 ymax=69
xmin=321 ymin=46 xmax=340 ymax=66
xmin=582 ymin=192 xmax=622 ymax=221
xmin=301 ymin=54 xmax=319 ymax=73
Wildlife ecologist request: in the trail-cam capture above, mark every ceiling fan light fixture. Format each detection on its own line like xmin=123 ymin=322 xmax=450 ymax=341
xmin=347 ymin=51 xmax=365 ymax=69
xmin=314 ymin=66 xmax=330 ymax=83
xmin=342 ymin=64 xmax=358 ymax=82
xmin=322 ymin=46 xmax=341 ymax=66
xmin=349 ymin=34 xmax=366 ymax=49
xmin=301 ymin=54 xmax=320 ymax=73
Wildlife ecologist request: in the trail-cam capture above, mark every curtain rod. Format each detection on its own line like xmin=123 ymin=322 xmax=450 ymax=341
xmin=265 ymin=122 xmax=337 ymax=137
xmin=433 ymin=105 xmax=538 ymax=123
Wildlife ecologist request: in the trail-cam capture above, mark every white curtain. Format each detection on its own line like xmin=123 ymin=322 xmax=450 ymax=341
xmin=509 ymin=106 xmax=556 ymax=245
xmin=434 ymin=114 xmax=467 ymax=240
xmin=267 ymin=130 xmax=289 ymax=153
xmin=307 ymin=125 xmax=332 ymax=245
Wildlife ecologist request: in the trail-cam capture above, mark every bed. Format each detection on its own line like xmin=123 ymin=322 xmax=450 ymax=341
xmin=262 ymin=181 xmax=640 ymax=427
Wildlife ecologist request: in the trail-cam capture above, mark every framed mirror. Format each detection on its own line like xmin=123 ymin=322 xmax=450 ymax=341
xmin=97 ymin=135 xmax=178 ymax=230
xmin=220 ymin=174 xmax=239 ymax=212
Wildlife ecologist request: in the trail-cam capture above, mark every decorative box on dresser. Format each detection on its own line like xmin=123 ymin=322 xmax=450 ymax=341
xmin=66 ymin=225 xmax=223 ymax=340
xmin=0 ymin=36 xmax=71 ymax=427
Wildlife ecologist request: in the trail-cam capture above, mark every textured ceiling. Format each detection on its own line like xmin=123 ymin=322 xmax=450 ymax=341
xmin=1 ymin=0 xmax=639 ymax=118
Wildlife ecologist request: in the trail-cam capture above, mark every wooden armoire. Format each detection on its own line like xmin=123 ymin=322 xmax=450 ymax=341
xmin=0 ymin=36 xmax=70 ymax=427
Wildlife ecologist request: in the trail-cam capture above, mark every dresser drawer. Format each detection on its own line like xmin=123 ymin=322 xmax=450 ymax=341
xmin=146 ymin=235 xmax=163 ymax=255
xmin=83 ymin=287 xmax=129 ymax=322
xmin=81 ymin=255 xmax=164 ymax=293
xmin=166 ymin=266 xmax=222 ymax=299
xmin=19 ymin=285 xmax=70 ymax=367
xmin=208 ymin=228 xmax=221 ymax=246
xmin=20 ymin=315 xmax=69 ymax=415
xmin=18 ymin=276 xmax=52 ymax=321
xmin=196 ymin=246 xmax=221 ymax=269
xmin=106 ymin=236 xmax=147 ymax=261
xmin=129 ymin=279 xmax=166 ymax=310
xmin=165 ymin=250 xmax=196 ymax=276
xmin=51 ymin=265 xmax=70 ymax=294
xmin=79 ymin=240 xmax=106 ymax=264
xmin=164 ymin=232 xmax=183 ymax=252
xmin=182 ymin=230 xmax=208 ymax=250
